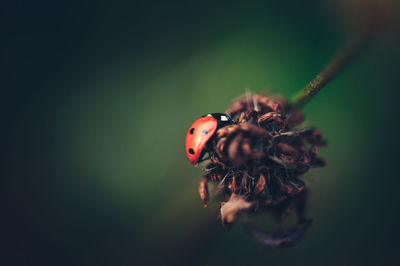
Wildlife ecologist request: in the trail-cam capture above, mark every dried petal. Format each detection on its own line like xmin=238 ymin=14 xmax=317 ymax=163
xmin=258 ymin=112 xmax=287 ymax=130
xmin=220 ymin=193 xmax=256 ymax=226
xmin=198 ymin=177 xmax=209 ymax=207
xmin=254 ymin=174 xmax=266 ymax=195
xmin=277 ymin=178 xmax=305 ymax=195
xmin=229 ymin=176 xmax=237 ymax=193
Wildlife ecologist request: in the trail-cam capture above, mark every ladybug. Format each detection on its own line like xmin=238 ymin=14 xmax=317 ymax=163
xmin=185 ymin=113 xmax=234 ymax=165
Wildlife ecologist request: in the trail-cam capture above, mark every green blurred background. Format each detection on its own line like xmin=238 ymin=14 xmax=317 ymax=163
xmin=4 ymin=0 xmax=400 ymax=265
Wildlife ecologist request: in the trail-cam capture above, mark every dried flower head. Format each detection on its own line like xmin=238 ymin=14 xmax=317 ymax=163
xmin=198 ymin=93 xmax=326 ymax=247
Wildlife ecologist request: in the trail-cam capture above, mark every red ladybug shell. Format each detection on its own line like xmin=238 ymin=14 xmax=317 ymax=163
xmin=185 ymin=115 xmax=218 ymax=165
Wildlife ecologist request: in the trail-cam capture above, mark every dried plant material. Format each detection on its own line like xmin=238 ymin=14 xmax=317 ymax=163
xmin=197 ymin=93 xmax=326 ymax=247
xmin=198 ymin=177 xmax=209 ymax=207
xmin=200 ymin=94 xmax=325 ymax=208
xmin=220 ymin=193 xmax=256 ymax=227
xmin=254 ymin=174 xmax=266 ymax=195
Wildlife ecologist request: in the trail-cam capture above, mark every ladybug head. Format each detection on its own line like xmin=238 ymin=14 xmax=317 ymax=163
xmin=185 ymin=113 xmax=233 ymax=165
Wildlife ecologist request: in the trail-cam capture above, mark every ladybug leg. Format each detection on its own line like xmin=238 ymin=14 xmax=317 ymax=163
xmin=197 ymin=156 xmax=209 ymax=164
xmin=197 ymin=150 xmax=211 ymax=164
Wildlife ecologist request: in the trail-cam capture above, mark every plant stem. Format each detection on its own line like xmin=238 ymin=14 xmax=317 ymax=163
xmin=291 ymin=30 xmax=375 ymax=109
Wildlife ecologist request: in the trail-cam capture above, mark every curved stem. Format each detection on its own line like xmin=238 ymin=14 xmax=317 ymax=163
xmin=291 ymin=29 xmax=376 ymax=109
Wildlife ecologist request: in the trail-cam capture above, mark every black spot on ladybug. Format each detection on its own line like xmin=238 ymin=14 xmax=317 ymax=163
xmin=188 ymin=148 xmax=195 ymax=154
xmin=189 ymin=128 xmax=194 ymax=134
xmin=202 ymin=129 xmax=208 ymax=134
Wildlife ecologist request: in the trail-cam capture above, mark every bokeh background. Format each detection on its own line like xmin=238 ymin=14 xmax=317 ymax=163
xmin=4 ymin=0 xmax=400 ymax=265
